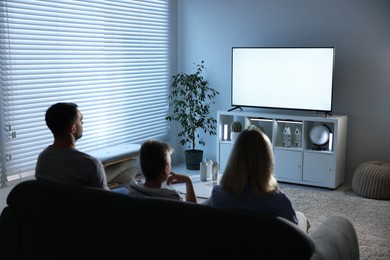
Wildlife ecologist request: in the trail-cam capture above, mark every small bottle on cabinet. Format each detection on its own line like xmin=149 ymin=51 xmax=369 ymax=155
xmin=293 ymin=127 xmax=301 ymax=147
xmin=212 ymin=162 xmax=219 ymax=181
xmin=282 ymin=126 xmax=291 ymax=147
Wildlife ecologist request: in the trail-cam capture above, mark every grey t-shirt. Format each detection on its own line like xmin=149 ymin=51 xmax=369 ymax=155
xmin=35 ymin=145 xmax=109 ymax=190
xmin=128 ymin=179 xmax=182 ymax=201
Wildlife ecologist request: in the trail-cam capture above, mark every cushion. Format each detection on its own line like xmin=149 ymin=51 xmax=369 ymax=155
xmin=352 ymin=161 xmax=390 ymax=200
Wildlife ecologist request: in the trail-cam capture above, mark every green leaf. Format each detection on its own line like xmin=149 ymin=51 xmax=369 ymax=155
xmin=165 ymin=61 xmax=219 ymax=150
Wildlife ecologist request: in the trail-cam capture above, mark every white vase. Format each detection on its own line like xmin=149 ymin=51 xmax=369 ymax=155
xmin=230 ymin=132 xmax=240 ymax=142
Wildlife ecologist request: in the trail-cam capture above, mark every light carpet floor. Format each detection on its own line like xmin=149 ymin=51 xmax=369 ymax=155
xmin=279 ymin=182 xmax=390 ymax=260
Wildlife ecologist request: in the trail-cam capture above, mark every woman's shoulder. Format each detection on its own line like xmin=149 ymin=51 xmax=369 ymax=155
xmin=270 ymin=189 xmax=290 ymax=198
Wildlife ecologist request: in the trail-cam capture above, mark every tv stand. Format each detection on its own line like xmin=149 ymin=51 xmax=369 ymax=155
xmin=325 ymin=111 xmax=333 ymax=118
xmin=311 ymin=111 xmax=333 ymax=118
xmin=227 ymin=106 xmax=242 ymax=112
xmin=216 ymin=110 xmax=348 ymax=189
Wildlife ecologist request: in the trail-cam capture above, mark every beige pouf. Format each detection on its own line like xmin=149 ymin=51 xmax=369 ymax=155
xmin=352 ymin=161 xmax=390 ymax=200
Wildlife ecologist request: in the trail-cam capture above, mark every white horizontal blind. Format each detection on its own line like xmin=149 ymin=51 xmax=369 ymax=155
xmin=0 ymin=0 xmax=170 ymax=185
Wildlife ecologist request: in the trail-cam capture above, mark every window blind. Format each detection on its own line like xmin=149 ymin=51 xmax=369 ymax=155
xmin=0 ymin=0 xmax=170 ymax=186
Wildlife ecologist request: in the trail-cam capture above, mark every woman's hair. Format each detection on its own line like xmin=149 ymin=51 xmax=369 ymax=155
xmin=220 ymin=128 xmax=279 ymax=196
xmin=140 ymin=139 xmax=173 ymax=179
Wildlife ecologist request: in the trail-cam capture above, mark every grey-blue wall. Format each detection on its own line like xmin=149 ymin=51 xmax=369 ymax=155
xmin=169 ymin=0 xmax=390 ymax=182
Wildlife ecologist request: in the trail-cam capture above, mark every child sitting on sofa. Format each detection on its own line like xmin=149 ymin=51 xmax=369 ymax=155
xmin=128 ymin=139 xmax=197 ymax=203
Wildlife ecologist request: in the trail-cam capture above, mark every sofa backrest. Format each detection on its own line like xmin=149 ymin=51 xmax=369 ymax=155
xmin=0 ymin=180 xmax=315 ymax=260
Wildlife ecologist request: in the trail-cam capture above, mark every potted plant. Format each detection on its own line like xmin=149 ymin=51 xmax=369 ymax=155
xmin=166 ymin=61 xmax=219 ymax=170
xmin=230 ymin=121 xmax=242 ymax=142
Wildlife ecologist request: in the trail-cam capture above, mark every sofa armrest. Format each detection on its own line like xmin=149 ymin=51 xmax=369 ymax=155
xmin=310 ymin=215 xmax=359 ymax=260
xmin=0 ymin=207 xmax=22 ymax=260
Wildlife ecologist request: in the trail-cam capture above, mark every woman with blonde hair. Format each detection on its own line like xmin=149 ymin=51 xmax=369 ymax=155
xmin=208 ymin=128 xmax=309 ymax=232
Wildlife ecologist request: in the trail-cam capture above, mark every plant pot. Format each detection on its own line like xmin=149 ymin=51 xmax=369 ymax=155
xmin=230 ymin=132 xmax=241 ymax=142
xmin=184 ymin=149 xmax=203 ymax=170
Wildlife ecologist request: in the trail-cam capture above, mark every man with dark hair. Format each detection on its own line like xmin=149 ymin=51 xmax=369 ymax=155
xmin=128 ymin=139 xmax=197 ymax=203
xmin=35 ymin=102 xmax=109 ymax=190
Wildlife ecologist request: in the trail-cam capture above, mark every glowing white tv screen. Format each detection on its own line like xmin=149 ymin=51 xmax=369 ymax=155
xmin=231 ymin=47 xmax=335 ymax=112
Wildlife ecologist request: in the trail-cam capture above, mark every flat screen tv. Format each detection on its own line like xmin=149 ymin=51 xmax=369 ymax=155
xmin=231 ymin=47 xmax=335 ymax=112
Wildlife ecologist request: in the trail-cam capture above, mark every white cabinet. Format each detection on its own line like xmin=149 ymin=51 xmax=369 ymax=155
xmin=302 ymin=152 xmax=334 ymax=184
xmin=274 ymin=149 xmax=302 ymax=181
xmin=219 ymin=143 xmax=234 ymax=171
xmin=217 ymin=110 xmax=347 ymax=189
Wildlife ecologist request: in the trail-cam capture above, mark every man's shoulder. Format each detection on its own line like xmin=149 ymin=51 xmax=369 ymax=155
xmin=74 ymin=150 xmax=104 ymax=168
xmin=39 ymin=146 xmax=102 ymax=165
xmin=75 ymin=149 xmax=99 ymax=160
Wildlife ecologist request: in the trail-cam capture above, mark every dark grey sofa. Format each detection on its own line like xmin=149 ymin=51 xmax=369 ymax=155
xmin=0 ymin=180 xmax=359 ymax=260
